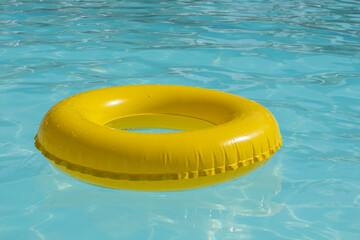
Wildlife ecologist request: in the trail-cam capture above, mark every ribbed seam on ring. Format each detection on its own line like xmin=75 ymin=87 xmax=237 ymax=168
xmin=34 ymin=135 xmax=282 ymax=181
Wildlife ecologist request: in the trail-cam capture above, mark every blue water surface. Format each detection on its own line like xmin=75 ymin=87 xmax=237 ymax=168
xmin=1 ymin=0 xmax=360 ymax=239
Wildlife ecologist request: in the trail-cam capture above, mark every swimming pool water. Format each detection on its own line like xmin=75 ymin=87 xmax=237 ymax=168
xmin=1 ymin=0 xmax=359 ymax=239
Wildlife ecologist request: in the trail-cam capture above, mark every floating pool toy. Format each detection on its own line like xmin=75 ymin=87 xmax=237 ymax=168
xmin=35 ymin=85 xmax=282 ymax=191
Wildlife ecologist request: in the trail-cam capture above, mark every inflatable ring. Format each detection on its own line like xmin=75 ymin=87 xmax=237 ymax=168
xmin=35 ymin=85 xmax=282 ymax=191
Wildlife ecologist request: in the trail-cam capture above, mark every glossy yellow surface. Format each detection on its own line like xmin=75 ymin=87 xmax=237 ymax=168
xmin=35 ymin=85 xmax=282 ymax=191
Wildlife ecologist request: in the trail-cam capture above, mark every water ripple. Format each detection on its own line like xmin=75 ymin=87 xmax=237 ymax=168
xmin=1 ymin=0 xmax=360 ymax=239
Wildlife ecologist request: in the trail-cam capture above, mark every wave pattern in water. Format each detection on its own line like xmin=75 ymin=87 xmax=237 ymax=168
xmin=0 ymin=0 xmax=359 ymax=239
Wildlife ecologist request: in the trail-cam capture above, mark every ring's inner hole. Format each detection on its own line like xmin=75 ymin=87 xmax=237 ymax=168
xmin=104 ymin=113 xmax=215 ymax=133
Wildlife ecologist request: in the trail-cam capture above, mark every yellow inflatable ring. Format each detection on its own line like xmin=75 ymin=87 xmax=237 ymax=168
xmin=35 ymin=85 xmax=282 ymax=191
